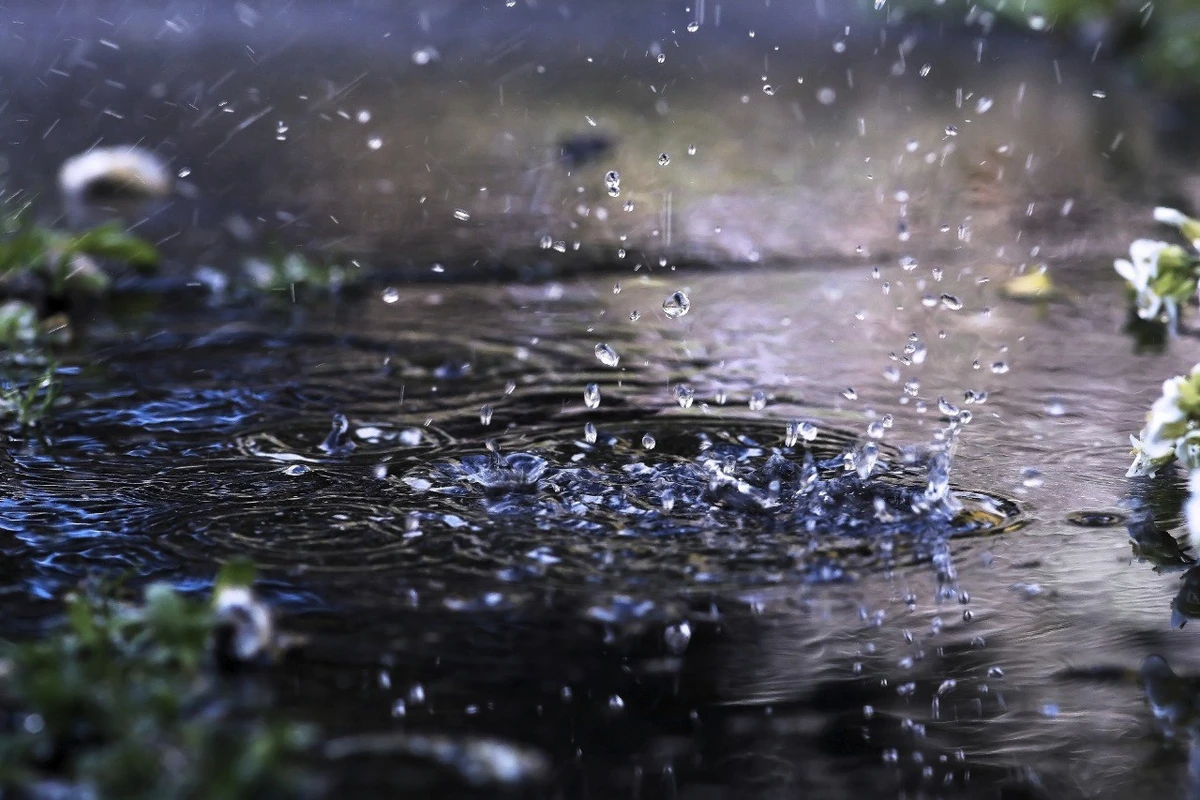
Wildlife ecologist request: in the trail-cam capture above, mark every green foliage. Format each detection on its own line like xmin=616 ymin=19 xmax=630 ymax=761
xmin=243 ymin=250 xmax=359 ymax=293
xmin=0 ymin=362 xmax=60 ymax=428
xmin=882 ymin=0 xmax=1200 ymax=88
xmin=0 ymin=209 xmax=159 ymax=296
xmin=0 ymin=570 xmax=319 ymax=799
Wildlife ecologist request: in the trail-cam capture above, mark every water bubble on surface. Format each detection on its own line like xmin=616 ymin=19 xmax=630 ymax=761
xmin=663 ymin=290 xmax=691 ymax=318
xmin=749 ymin=390 xmax=768 ymax=411
xmin=673 ymin=385 xmax=696 ymax=409
xmin=584 ymin=383 xmax=601 ymax=409
xmin=594 ymin=343 xmax=620 ymax=367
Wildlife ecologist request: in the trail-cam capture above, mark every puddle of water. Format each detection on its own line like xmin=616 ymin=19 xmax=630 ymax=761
xmin=0 ymin=259 xmax=1193 ymax=797
xmin=4 ymin=2 xmax=1200 ymax=797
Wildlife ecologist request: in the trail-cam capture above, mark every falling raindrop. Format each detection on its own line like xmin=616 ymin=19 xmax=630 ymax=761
xmin=663 ymin=290 xmax=691 ymax=318
xmin=940 ymin=294 xmax=963 ymax=310
xmin=584 ymin=383 xmax=601 ymax=408
xmin=595 ymin=343 xmax=620 ymax=367
xmin=663 ymin=621 xmax=692 ymax=654
xmin=785 ymin=420 xmax=801 ymax=447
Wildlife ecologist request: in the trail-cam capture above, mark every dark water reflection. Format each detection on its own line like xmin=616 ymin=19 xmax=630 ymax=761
xmin=0 ymin=258 xmax=1198 ymax=797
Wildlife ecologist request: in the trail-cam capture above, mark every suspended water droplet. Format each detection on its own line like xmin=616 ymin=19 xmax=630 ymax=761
xmin=842 ymin=387 xmax=858 ymax=400
xmin=990 ymin=361 xmax=1010 ymax=374
xmin=687 ymin=144 xmax=697 ymax=156
xmin=623 ymin=200 xmax=635 ymax=212
xmin=867 ymin=421 xmax=886 ymax=439
xmin=284 ymin=464 xmax=309 ymax=476
xmin=784 ymin=420 xmax=800 ymax=447
xmin=686 ymin=21 xmax=700 ymax=32
xmin=629 ymin=310 xmax=641 ymax=321
xmin=584 ymin=383 xmax=601 ymax=408
xmin=642 ymin=433 xmax=656 ymax=450
xmin=594 ymin=343 xmax=620 ymax=367
xmin=937 ymin=396 xmax=960 ymax=417
xmin=381 ymin=286 xmax=400 ymax=304
xmin=673 ymin=384 xmax=695 ymax=408
xmin=762 ymin=84 xmax=775 ymax=96
xmin=367 ymin=135 xmax=383 ymax=150
xmin=940 ymin=293 xmax=963 ymax=310
xmin=604 ymin=170 xmax=620 ymax=190
xmin=480 ymin=404 xmax=494 ymax=425
xmin=584 ymin=422 xmax=597 ymax=444
xmin=658 ymin=153 xmax=671 ymax=166
xmin=800 ymin=422 xmax=818 ymax=442
xmin=453 ymin=208 xmax=471 ymax=221
xmin=663 ymin=290 xmax=691 ymax=318
xmin=749 ymin=390 xmax=768 ymax=411
xmin=663 ymin=621 xmax=692 ymax=654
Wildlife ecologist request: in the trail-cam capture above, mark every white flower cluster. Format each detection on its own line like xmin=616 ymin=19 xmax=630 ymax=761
xmin=1128 ymin=366 xmax=1200 ymax=478
xmin=1113 ymin=208 xmax=1200 ymax=331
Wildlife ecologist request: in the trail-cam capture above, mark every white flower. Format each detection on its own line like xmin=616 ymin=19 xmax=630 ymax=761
xmin=1115 ymin=239 xmax=1172 ymax=320
xmin=1155 ymin=207 xmax=1190 ymax=227
xmin=1187 ymin=471 xmax=1200 ymax=553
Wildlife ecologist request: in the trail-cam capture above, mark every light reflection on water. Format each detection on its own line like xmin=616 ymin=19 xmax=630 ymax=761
xmin=0 ymin=261 xmax=1196 ymax=796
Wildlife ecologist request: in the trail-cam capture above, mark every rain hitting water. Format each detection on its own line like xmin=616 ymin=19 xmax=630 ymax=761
xmin=0 ymin=1 xmax=1199 ymax=798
